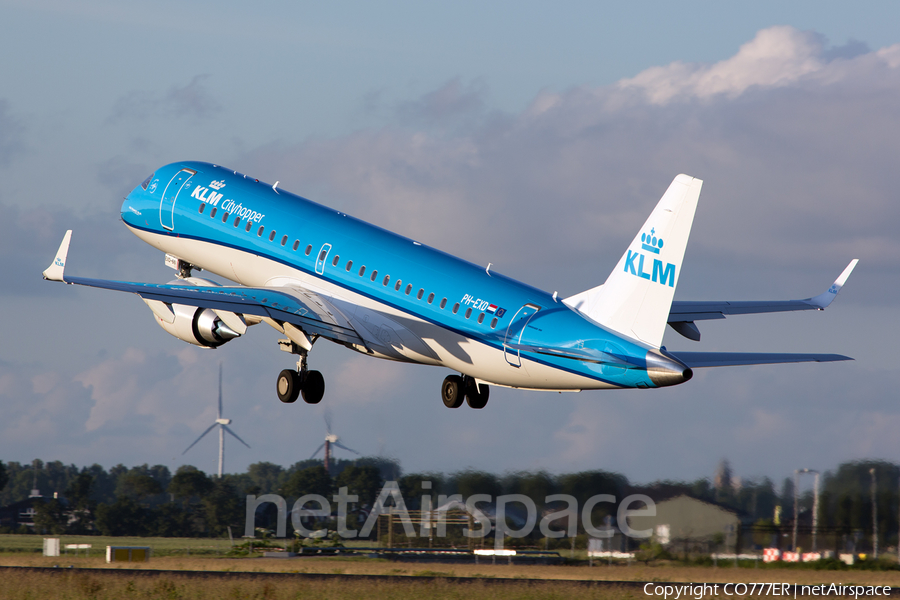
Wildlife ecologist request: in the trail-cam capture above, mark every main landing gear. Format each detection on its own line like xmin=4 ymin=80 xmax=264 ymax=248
xmin=276 ymin=338 xmax=325 ymax=405
xmin=441 ymin=375 xmax=489 ymax=409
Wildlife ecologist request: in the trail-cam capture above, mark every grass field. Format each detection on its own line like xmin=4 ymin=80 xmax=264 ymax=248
xmin=5 ymin=534 xmax=900 ymax=598
xmin=0 ymin=568 xmax=632 ymax=600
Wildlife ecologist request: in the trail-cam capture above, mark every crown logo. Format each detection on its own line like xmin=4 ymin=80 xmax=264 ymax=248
xmin=641 ymin=228 xmax=664 ymax=254
xmin=209 ymin=180 xmax=226 ymax=190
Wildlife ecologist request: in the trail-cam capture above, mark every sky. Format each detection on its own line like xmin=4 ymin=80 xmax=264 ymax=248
xmin=1 ymin=1 xmax=899 ymax=488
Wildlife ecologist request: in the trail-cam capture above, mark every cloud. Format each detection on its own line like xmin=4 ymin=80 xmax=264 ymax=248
xmin=6 ymin=26 xmax=898 ymax=482
xmin=616 ymin=26 xmax=827 ymax=104
xmin=108 ymin=75 xmax=221 ymax=122
xmin=395 ymin=77 xmax=488 ymax=126
xmin=0 ymin=99 xmax=25 ymax=167
xmin=614 ymin=27 xmax=895 ymax=105
xmin=96 ymin=155 xmax=151 ymax=197
xmin=0 ymin=201 xmax=157 ymax=297
xmin=236 ymin=26 xmax=900 ymax=302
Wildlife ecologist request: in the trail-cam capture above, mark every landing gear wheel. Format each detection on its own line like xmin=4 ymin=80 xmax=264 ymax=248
xmin=442 ymin=375 xmax=465 ymax=408
xmin=464 ymin=377 xmax=489 ymax=409
xmin=277 ymin=369 xmax=301 ymax=403
xmin=301 ymin=370 xmax=325 ymax=404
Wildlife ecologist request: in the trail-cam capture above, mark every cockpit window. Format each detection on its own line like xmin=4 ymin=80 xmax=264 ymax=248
xmin=141 ymin=173 xmax=154 ymax=190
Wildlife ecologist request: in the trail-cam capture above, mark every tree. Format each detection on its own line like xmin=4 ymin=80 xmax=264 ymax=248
xmin=169 ymin=468 xmax=214 ymax=502
xmin=283 ymin=466 xmax=332 ymax=500
xmin=202 ymin=478 xmax=243 ymax=537
xmin=246 ymin=462 xmax=285 ymax=495
xmin=117 ymin=472 xmax=164 ymax=502
xmin=33 ymin=498 xmax=67 ymax=534
xmin=95 ymin=497 xmax=147 ymax=536
xmin=65 ymin=471 xmax=95 ymax=534
xmin=167 ymin=468 xmax=215 ymax=537
xmin=334 ymin=465 xmax=383 ymax=507
xmin=0 ymin=461 xmax=8 ymax=494
xmin=453 ymin=470 xmax=501 ymax=499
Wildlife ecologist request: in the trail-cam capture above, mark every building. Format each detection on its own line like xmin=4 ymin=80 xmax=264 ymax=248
xmin=628 ymin=495 xmax=740 ymax=554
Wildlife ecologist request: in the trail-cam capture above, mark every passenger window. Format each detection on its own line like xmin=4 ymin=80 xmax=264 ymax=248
xmin=269 ymin=230 xmax=276 ymax=242
xmin=440 ymin=298 xmax=447 ymax=309
xmin=477 ymin=313 xmax=485 ymax=324
xmin=222 ymin=212 xmax=229 ymax=222
xmin=199 ymin=203 xmax=205 ymax=214
xmin=370 ymin=270 xmax=378 ymax=282
xmin=427 ymin=293 xmax=434 ymax=304
xmin=319 ymin=249 xmax=328 ymax=261
xmin=417 ymin=289 xmax=424 ymax=300
xmin=281 ymin=235 xmax=288 ymax=246
xmin=246 ymin=221 xmax=252 ymax=232
xmin=346 ymin=260 xmax=353 ymax=271
xmin=465 ymin=308 xmax=472 ymax=319
xmin=490 ymin=317 xmax=498 ymax=329
xmin=359 ymin=266 xmax=366 ymax=276
xmin=305 ymin=245 xmax=312 ymax=256
xmin=293 ymin=240 xmax=299 ymax=251
xmin=258 ymin=226 xmax=265 ymax=237
xmin=234 ymin=217 xmax=241 ymax=227
xmin=405 ymin=284 xmax=412 ymax=295
xmin=210 ymin=207 xmax=217 ymax=218
xmin=383 ymin=275 xmax=390 ymax=286
xmin=394 ymin=280 xmax=402 ymax=291
xmin=452 ymin=303 xmax=459 ymax=314
xmin=332 ymin=255 xmax=340 ymax=266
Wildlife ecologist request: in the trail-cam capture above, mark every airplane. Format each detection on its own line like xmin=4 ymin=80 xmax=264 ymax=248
xmin=43 ymin=162 xmax=857 ymax=409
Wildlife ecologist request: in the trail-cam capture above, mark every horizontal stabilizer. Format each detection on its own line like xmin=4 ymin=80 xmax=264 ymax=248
xmin=667 ymin=259 xmax=859 ymax=340
xmin=669 ymin=352 xmax=852 ymax=368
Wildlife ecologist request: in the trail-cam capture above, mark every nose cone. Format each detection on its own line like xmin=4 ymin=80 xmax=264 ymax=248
xmin=121 ymin=186 xmax=146 ymax=226
xmin=645 ymin=349 xmax=693 ymax=388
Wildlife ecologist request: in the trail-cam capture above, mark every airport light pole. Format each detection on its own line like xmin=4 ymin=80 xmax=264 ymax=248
xmin=792 ymin=470 xmax=799 ymax=552
xmin=870 ymin=467 xmax=878 ymax=558
xmin=792 ymin=469 xmax=820 ymax=553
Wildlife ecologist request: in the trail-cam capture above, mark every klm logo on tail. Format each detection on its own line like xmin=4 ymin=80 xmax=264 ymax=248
xmin=624 ymin=228 xmax=676 ymax=287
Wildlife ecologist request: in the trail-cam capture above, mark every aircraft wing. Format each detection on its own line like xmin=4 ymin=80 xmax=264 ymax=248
xmin=667 ymin=260 xmax=858 ymax=340
xmin=43 ymin=232 xmax=364 ymax=346
xmin=667 ymin=352 xmax=852 ymax=368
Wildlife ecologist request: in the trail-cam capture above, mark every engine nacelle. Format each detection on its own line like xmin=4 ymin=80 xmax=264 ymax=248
xmin=153 ymin=304 xmax=241 ymax=348
xmin=145 ymin=278 xmax=242 ymax=348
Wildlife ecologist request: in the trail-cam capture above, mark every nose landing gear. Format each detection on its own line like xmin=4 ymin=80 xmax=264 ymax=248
xmin=441 ymin=374 xmax=489 ymax=409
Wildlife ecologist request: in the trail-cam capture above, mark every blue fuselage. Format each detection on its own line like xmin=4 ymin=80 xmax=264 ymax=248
xmin=121 ymin=161 xmax=671 ymax=390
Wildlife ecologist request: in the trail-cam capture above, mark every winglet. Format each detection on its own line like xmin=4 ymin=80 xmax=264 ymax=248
xmin=42 ymin=230 xmax=72 ymax=282
xmin=806 ymin=259 xmax=859 ymax=309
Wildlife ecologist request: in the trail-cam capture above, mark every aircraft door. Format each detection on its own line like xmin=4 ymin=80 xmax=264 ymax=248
xmin=503 ymin=303 xmax=541 ymax=367
xmin=160 ymin=168 xmax=196 ymax=231
xmin=315 ymin=243 xmax=332 ymax=275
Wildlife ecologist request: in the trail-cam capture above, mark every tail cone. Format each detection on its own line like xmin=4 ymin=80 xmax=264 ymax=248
xmin=645 ymin=350 xmax=692 ymax=387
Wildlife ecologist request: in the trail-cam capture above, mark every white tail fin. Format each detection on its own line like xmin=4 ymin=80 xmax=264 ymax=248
xmin=564 ymin=175 xmax=702 ymax=348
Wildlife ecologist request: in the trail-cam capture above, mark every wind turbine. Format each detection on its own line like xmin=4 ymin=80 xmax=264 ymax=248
xmin=182 ymin=363 xmax=250 ymax=477
xmin=311 ymin=410 xmax=359 ymax=474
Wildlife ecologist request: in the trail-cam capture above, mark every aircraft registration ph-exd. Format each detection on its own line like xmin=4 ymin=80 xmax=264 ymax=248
xmin=43 ymin=162 xmax=858 ymax=408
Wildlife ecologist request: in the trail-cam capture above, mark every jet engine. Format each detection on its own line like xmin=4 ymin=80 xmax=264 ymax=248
xmin=144 ymin=278 xmax=243 ymax=348
xmin=152 ymin=303 xmax=242 ymax=348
